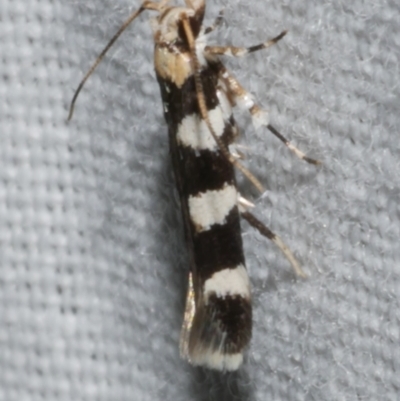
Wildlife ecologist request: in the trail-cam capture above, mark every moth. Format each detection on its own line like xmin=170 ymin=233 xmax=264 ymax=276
xmin=68 ymin=0 xmax=319 ymax=371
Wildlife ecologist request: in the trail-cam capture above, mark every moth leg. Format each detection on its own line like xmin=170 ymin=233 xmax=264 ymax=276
xmin=238 ymin=195 xmax=255 ymax=210
xmin=229 ymin=144 xmax=249 ymax=160
xmin=182 ymin=15 xmax=265 ymax=193
xmin=205 ymin=30 xmax=287 ymax=57
xmin=241 ymin=211 xmax=307 ymax=278
xmin=218 ymin=66 xmax=320 ymax=165
xmin=204 ymin=10 xmax=224 ymax=35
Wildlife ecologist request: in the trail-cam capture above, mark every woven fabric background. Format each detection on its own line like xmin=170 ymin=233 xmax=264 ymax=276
xmin=1 ymin=0 xmax=399 ymax=400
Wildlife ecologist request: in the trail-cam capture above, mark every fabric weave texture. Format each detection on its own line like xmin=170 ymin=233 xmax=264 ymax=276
xmin=1 ymin=1 xmax=399 ymax=400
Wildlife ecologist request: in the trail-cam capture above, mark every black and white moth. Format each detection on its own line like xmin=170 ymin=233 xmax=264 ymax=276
xmin=68 ymin=0 xmax=319 ymax=371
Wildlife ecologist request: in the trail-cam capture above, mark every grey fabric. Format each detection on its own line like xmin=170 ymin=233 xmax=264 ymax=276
xmin=1 ymin=0 xmax=399 ymax=400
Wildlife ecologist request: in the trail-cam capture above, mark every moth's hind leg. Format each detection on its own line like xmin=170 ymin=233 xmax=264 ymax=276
xmin=205 ymin=30 xmax=287 ymax=57
xmin=217 ymin=66 xmax=320 ymax=165
xmin=238 ymin=199 xmax=307 ymax=278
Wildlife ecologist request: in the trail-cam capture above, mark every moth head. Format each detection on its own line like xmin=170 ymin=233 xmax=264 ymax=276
xmin=151 ymin=7 xmax=193 ymax=43
xmin=151 ymin=1 xmax=205 ymax=43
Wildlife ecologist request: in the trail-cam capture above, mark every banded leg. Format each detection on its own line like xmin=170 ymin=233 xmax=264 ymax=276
xmin=204 ymin=10 xmax=224 ymax=35
xmin=181 ymin=15 xmax=265 ymax=193
xmin=205 ymin=30 xmax=287 ymax=57
xmin=218 ymin=66 xmax=321 ymax=165
xmin=240 ymin=210 xmax=307 ymax=278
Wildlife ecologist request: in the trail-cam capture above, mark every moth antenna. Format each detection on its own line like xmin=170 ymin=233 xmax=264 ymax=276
xmin=68 ymin=2 xmax=163 ymax=121
xmin=181 ymin=16 xmax=265 ymax=193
